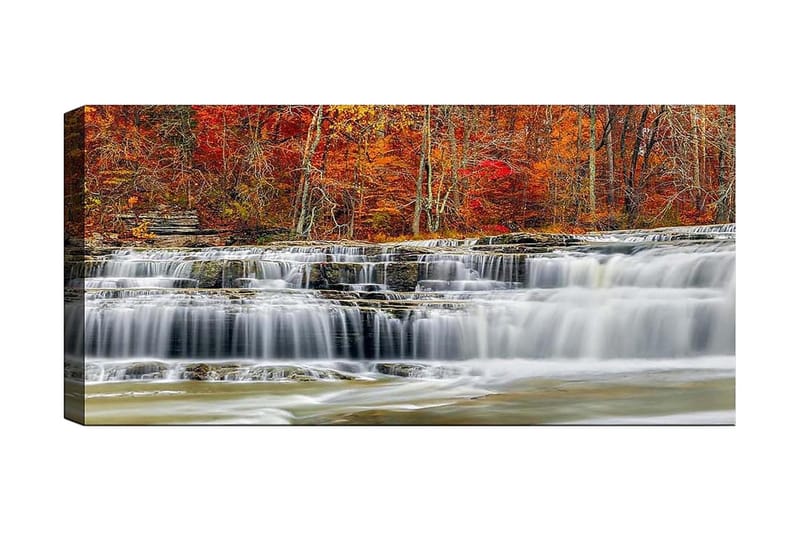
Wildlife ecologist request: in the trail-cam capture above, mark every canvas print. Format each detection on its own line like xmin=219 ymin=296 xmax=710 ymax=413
xmin=64 ymin=105 xmax=735 ymax=425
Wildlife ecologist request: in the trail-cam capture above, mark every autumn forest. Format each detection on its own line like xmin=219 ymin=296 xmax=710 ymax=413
xmin=70 ymin=105 xmax=735 ymax=241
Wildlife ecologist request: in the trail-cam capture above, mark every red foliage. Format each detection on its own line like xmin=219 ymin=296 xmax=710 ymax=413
xmin=478 ymin=159 xmax=512 ymax=178
xmin=81 ymin=105 xmax=735 ymax=240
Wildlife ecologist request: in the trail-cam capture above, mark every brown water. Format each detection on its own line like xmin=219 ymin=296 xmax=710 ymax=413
xmin=81 ymin=360 xmax=734 ymax=425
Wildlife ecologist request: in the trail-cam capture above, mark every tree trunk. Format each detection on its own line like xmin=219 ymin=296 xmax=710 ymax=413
xmin=618 ymin=106 xmax=633 ymax=214
xmin=700 ymin=106 xmax=707 ymax=191
xmin=625 ymin=107 xmax=648 ymax=220
xmin=412 ymin=157 xmax=424 ymax=236
xmin=412 ymin=105 xmax=430 ymax=236
xmin=454 ymin=106 xmax=475 ymax=213
xmin=444 ymin=105 xmax=459 ymax=231
xmin=640 ymin=106 xmax=665 ymax=180
xmin=605 ymin=105 xmax=615 ymax=211
xmin=574 ymin=106 xmax=583 ymax=222
xmin=295 ymin=105 xmax=323 ymax=237
xmin=221 ymin=108 xmax=228 ymax=190
xmin=588 ymin=105 xmax=597 ymax=220
xmin=715 ymin=105 xmax=732 ymax=223
xmin=424 ymin=105 xmax=436 ymax=233
xmin=634 ymin=106 xmax=666 ymax=220
xmin=691 ymin=106 xmax=703 ymax=212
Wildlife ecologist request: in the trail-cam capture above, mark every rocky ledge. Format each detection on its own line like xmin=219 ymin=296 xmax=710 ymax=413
xmin=371 ymin=362 xmax=463 ymax=378
xmin=72 ymin=360 xmax=468 ymax=383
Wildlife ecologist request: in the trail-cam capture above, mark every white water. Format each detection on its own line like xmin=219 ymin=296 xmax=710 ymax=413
xmin=583 ymin=223 xmax=736 ymax=242
xmin=81 ymin=355 xmax=735 ymax=384
xmin=394 ymin=238 xmax=479 ymax=247
xmin=68 ymin=224 xmax=735 ymax=374
xmin=82 ymin=356 xmax=735 ymax=424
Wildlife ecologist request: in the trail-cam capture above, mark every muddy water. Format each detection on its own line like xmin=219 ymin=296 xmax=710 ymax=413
xmin=83 ymin=358 xmax=734 ymax=425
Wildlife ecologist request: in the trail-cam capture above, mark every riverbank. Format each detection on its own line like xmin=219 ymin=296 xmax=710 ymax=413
xmin=74 ymin=222 xmax=735 ymax=251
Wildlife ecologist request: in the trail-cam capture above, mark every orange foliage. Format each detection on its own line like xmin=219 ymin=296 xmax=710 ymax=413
xmin=82 ymin=105 xmax=735 ymax=240
xmin=131 ymin=222 xmax=156 ymax=240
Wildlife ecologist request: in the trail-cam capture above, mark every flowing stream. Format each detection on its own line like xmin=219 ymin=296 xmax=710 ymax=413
xmin=66 ymin=224 xmax=735 ymax=424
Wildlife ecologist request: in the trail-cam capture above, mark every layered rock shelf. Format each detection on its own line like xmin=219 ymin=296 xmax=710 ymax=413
xmin=68 ymin=359 xmax=466 ymax=382
xmin=65 ymin=224 xmax=736 ymax=372
xmin=118 ymin=210 xmax=203 ymax=235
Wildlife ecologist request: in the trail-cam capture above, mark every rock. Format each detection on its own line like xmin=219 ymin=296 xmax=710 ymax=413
xmin=211 ymin=363 xmax=243 ymax=380
xmin=123 ymin=361 xmax=168 ymax=379
xmin=64 ymin=360 xmax=99 ymax=380
xmin=286 ymin=368 xmax=316 ymax=381
xmin=185 ymin=259 xmax=245 ymax=288
xmin=358 ymin=291 xmax=394 ymax=301
xmin=93 ymin=361 xmax=169 ymax=381
xmin=221 ymin=260 xmax=245 ymax=288
xmin=244 ymin=365 xmax=356 ymax=382
xmin=119 ymin=210 xmax=201 ymax=236
xmin=319 ymin=263 xmax=345 ymax=285
xmin=151 ymin=234 xmax=225 ymax=247
xmin=64 ymin=260 xmax=85 ymax=283
xmin=665 ymin=233 xmax=715 ymax=241
xmin=191 ymin=261 xmax=223 ymax=288
xmin=178 ymin=362 xmax=360 ymax=382
xmin=327 ymin=283 xmax=356 ymax=291
xmin=378 ymin=246 xmax=426 ymax=261
xmin=372 ymin=362 xmax=460 ymax=378
xmin=475 ymin=232 xmax=581 ymax=247
xmin=183 ymin=363 xmax=211 ymax=380
xmin=302 ymin=263 xmax=372 ymax=289
xmin=383 ymin=263 xmax=419 ymax=292
xmin=182 ymin=239 xmax=212 ymax=248
xmin=224 ymin=227 xmax=292 ymax=245
xmin=317 ymin=290 xmax=359 ymax=301
xmin=323 ymin=369 xmax=357 ymax=381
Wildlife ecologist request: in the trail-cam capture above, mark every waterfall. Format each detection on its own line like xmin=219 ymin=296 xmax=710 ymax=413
xmin=395 ymin=238 xmax=478 ymax=247
xmin=525 ymin=243 xmax=735 ymax=289
xmin=69 ymin=225 xmax=735 ymax=371
xmin=417 ymin=252 xmax=526 ymax=291
xmin=583 ymin=223 xmax=736 ymax=242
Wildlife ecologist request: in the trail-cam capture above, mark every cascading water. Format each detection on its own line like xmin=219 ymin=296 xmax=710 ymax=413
xmin=68 ymin=224 xmax=735 ymax=379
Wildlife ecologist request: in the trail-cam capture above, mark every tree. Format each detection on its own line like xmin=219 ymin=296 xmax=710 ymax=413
xmin=412 ymin=105 xmax=430 ymax=236
xmin=588 ymin=105 xmax=597 ymax=220
xmin=83 ymin=104 xmax=736 ymax=241
xmin=295 ymin=105 xmax=324 ymax=236
xmin=603 ymin=105 xmax=616 ymax=213
xmin=625 ymin=106 xmax=649 ymax=221
xmin=714 ymin=105 xmax=735 ymax=223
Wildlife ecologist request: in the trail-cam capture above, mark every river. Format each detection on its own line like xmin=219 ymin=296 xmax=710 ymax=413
xmin=64 ymin=224 xmax=735 ymax=424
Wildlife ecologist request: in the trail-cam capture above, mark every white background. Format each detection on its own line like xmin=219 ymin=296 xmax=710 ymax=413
xmin=1 ymin=2 xmax=797 ymax=532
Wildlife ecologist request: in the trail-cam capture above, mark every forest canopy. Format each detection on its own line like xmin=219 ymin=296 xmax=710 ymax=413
xmin=71 ymin=104 xmax=735 ymax=241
